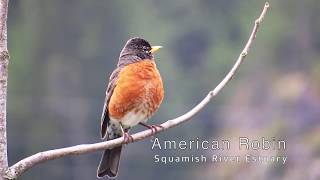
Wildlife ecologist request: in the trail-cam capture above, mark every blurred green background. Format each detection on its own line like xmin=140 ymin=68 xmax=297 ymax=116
xmin=6 ymin=0 xmax=320 ymax=179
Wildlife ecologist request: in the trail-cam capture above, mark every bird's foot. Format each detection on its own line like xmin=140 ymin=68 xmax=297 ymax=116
xmin=123 ymin=132 xmax=133 ymax=144
xmin=139 ymin=122 xmax=164 ymax=135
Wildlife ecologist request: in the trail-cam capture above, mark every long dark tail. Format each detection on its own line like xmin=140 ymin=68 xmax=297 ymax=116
xmin=97 ymin=145 xmax=122 ymax=178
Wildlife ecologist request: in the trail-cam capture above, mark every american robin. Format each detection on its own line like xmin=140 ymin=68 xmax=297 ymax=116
xmin=97 ymin=37 xmax=164 ymax=178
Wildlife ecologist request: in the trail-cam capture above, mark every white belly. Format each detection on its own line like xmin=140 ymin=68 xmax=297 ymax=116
xmin=111 ymin=109 xmax=148 ymax=129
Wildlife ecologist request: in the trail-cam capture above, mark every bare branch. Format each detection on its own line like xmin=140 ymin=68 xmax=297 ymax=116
xmin=4 ymin=2 xmax=270 ymax=179
xmin=0 ymin=0 xmax=9 ymax=179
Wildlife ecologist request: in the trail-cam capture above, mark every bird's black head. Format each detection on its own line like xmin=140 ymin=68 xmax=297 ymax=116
xmin=126 ymin=37 xmax=152 ymax=52
xmin=118 ymin=37 xmax=162 ymax=67
xmin=120 ymin=37 xmax=152 ymax=59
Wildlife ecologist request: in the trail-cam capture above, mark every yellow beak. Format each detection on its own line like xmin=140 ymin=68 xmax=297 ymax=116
xmin=150 ymin=46 xmax=162 ymax=54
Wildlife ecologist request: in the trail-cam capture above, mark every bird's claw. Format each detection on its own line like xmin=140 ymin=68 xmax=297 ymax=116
xmin=123 ymin=132 xmax=133 ymax=144
xmin=148 ymin=124 xmax=164 ymax=135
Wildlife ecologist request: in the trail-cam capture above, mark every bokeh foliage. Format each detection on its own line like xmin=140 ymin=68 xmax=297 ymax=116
xmin=7 ymin=0 xmax=320 ymax=179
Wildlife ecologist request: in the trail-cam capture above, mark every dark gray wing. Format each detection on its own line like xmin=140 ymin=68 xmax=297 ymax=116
xmin=100 ymin=68 xmax=121 ymax=139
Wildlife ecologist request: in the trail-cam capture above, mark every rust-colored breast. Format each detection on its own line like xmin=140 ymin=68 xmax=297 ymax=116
xmin=108 ymin=60 xmax=164 ymax=120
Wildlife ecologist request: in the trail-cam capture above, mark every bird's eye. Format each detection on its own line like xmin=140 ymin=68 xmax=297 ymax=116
xmin=142 ymin=46 xmax=150 ymax=53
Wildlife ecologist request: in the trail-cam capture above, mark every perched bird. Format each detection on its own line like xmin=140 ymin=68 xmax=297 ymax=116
xmin=97 ymin=37 xmax=164 ymax=178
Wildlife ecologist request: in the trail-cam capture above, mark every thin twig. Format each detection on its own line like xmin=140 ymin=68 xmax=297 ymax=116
xmin=4 ymin=2 xmax=270 ymax=179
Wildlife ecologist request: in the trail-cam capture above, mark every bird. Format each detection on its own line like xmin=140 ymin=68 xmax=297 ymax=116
xmin=97 ymin=37 xmax=164 ymax=178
